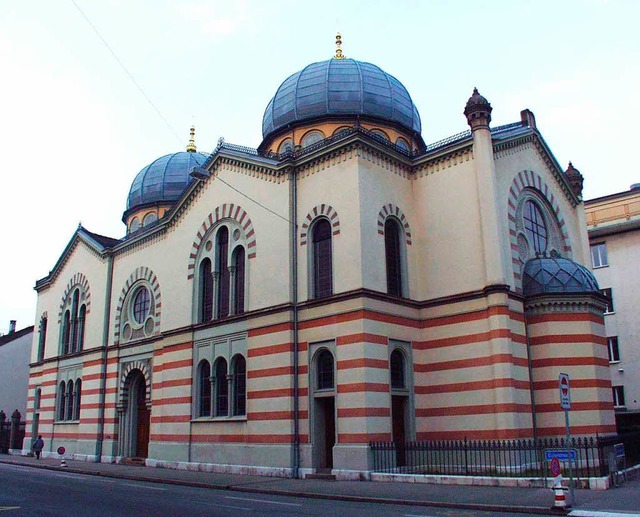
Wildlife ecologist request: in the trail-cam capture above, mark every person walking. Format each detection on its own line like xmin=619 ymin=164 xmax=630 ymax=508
xmin=32 ymin=435 xmax=44 ymax=460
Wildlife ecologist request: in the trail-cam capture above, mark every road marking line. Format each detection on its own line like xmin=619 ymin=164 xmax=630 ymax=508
xmin=216 ymin=504 xmax=251 ymax=511
xmin=0 ymin=508 xmax=21 ymax=512
xmin=226 ymin=496 xmax=302 ymax=507
xmin=127 ymin=484 xmax=167 ymax=491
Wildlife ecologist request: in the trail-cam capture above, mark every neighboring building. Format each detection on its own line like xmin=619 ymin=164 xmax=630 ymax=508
xmin=0 ymin=321 xmax=33 ymax=418
xmin=585 ymin=183 xmax=640 ymax=432
xmin=24 ymin=38 xmax=615 ymax=477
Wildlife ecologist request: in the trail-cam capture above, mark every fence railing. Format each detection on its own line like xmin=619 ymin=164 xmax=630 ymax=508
xmin=370 ymin=433 xmax=640 ymax=480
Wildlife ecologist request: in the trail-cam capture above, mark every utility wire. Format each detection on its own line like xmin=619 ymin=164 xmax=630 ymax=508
xmin=72 ymin=0 xmax=291 ymax=225
xmin=215 ymin=175 xmax=291 ymax=224
xmin=71 ymin=0 xmax=183 ymax=145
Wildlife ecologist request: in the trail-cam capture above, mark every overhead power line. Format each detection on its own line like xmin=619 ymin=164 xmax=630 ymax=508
xmin=71 ymin=0 xmax=183 ymax=145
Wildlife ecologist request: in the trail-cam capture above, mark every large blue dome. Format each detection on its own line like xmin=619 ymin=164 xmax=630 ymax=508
xmin=126 ymin=151 xmax=209 ymax=212
xmin=262 ymin=58 xmax=422 ymax=140
xmin=522 ymin=257 xmax=600 ymax=296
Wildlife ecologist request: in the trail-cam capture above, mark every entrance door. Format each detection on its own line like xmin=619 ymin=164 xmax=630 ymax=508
xmin=392 ymin=395 xmax=406 ymax=467
xmin=314 ymin=397 xmax=335 ymax=469
xmin=134 ymin=374 xmax=150 ymax=458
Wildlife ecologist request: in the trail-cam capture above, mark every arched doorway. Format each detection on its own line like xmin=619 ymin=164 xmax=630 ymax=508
xmin=120 ymin=369 xmax=150 ymax=459
xmin=312 ymin=348 xmax=336 ymax=471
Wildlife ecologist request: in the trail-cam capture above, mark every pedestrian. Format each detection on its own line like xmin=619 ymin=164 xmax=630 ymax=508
xmin=33 ymin=435 xmax=44 ymax=460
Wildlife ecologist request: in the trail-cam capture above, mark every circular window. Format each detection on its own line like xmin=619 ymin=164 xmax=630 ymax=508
xmin=133 ymin=287 xmax=151 ymax=324
xmin=523 ymin=200 xmax=547 ymax=254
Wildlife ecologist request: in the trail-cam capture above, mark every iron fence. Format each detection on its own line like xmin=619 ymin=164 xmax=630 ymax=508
xmin=370 ymin=433 xmax=640 ymax=480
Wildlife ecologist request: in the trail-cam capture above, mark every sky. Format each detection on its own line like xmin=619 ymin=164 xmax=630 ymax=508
xmin=1 ymin=0 xmax=639 ymax=332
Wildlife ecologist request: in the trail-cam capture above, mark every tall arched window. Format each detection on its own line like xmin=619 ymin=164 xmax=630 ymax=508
xmin=74 ymin=380 xmax=82 ymax=420
xmin=233 ymin=247 xmax=246 ymax=315
xmin=385 ymin=218 xmax=403 ymax=297
xmin=390 ymin=349 xmax=406 ymax=389
xmin=71 ymin=290 xmax=80 ymax=352
xmin=62 ymin=311 xmax=71 ymax=355
xmin=312 ymin=219 xmax=333 ymax=299
xmin=231 ymin=355 xmax=246 ymax=416
xmin=523 ymin=200 xmax=548 ymax=254
xmin=37 ymin=316 xmax=47 ymax=362
xmin=199 ymin=258 xmax=213 ymax=322
xmin=58 ymin=381 xmax=66 ymax=421
xmin=316 ymin=349 xmax=335 ymax=390
xmin=66 ymin=380 xmax=74 ymax=421
xmin=198 ymin=360 xmax=211 ymax=417
xmin=77 ymin=305 xmax=86 ymax=351
xmin=35 ymin=388 xmax=42 ymax=411
xmin=216 ymin=227 xmax=230 ymax=318
xmin=214 ymin=358 xmax=229 ymax=417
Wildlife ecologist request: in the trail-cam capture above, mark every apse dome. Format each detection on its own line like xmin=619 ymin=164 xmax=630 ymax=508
xmin=522 ymin=256 xmax=600 ymax=296
xmin=126 ymin=151 xmax=209 ymax=213
xmin=262 ymin=58 xmax=422 ymax=141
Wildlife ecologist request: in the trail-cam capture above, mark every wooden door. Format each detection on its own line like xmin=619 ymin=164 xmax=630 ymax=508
xmin=136 ymin=406 xmax=150 ymax=458
xmin=392 ymin=395 xmax=406 ymax=467
xmin=323 ymin=398 xmax=335 ymax=469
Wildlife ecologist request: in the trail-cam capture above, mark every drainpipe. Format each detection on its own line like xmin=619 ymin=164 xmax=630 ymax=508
xmin=95 ymin=253 xmax=114 ymax=462
xmin=524 ymin=311 xmax=538 ymax=442
xmin=290 ymin=164 xmax=300 ymax=479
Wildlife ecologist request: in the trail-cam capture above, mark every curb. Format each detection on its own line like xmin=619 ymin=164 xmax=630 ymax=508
xmin=0 ymin=459 xmax=560 ymax=515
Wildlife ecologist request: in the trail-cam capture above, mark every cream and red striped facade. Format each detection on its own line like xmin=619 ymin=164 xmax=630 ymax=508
xmin=25 ymin=112 xmax=615 ymax=476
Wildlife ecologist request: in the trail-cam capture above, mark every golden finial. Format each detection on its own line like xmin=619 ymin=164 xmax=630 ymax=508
xmin=334 ymin=33 xmax=345 ymax=59
xmin=186 ymin=126 xmax=197 ymax=152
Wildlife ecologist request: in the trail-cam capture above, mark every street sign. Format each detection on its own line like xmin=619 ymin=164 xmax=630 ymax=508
xmin=57 ymin=446 xmax=65 ymax=455
xmin=614 ymin=443 xmax=625 ymax=458
xmin=545 ymin=449 xmax=577 ymax=462
xmin=550 ymin=457 xmax=561 ymax=477
xmin=559 ymin=373 xmax=571 ymax=410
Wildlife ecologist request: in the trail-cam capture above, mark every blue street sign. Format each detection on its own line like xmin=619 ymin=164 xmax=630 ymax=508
xmin=614 ymin=443 xmax=625 ymax=458
xmin=545 ymin=449 xmax=577 ymax=462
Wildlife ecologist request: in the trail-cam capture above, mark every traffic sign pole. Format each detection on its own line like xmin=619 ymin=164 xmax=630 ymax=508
xmin=559 ymin=373 xmax=575 ymax=507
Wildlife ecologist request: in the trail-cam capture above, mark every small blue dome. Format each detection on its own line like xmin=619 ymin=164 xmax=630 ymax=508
xmin=262 ymin=58 xmax=421 ymax=140
xmin=127 ymin=152 xmax=209 ymax=211
xmin=522 ymin=257 xmax=600 ymax=296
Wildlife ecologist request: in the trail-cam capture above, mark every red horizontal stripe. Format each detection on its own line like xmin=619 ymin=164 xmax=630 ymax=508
xmin=415 ymin=378 xmax=530 ymax=394
xmin=338 ymin=433 xmax=391 ymax=443
xmin=536 ymin=401 xmax=614 ymax=413
xmin=248 ymin=342 xmax=292 ymax=358
xmin=156 ymin=359 xmax=192 ymax=372
xmin=248 ymin=388 xmax=293 ymax=399
xmin=248 ymin=366 xmax=293 ymax=379
xmin=415 ymin=328 xmax=513 ymax=350
xmin=537 ymin=424 xmax=616 ymax=437
xmin=154 ymin=396 xmax=191 ymax=406
xmin=416 ymin=403 xmax=531 ymax=417
xmin=337 ymin=382 xmax=389 ymax=393
xmin=529 ymin=334 xmax=606 ymax=346
xmin=417 ymin=428 xmax=533 ymax=440
xmin=151 ymin=415 xmax=191 ymax=423
xmin=337 ymin=358 xmax=388 ymax=370
xmin=154 ymin=341 xmax=192 ymax=356
xmin=415 ymin=353 xmax=528 ymax=372
xmin=527 ymin=313 xmax=604 ymax=325
xmin=336 ymin=333 xmax=387 ymax=346
xmin=533 ymin=378 xmax=611 ymax=390
xmin=152 ymin=378 xmax=192 ymax=389
xmin=532 ymin=357 xmax=609 ymax=368
xmin=248 ymin=322 xmax=292 ymax=338
xmin=337 ymin=407 xmax=390 ymax=418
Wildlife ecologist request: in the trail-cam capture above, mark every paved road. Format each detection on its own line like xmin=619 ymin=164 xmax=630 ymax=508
xmin=0 ymin=463 xmax=552 ymax=517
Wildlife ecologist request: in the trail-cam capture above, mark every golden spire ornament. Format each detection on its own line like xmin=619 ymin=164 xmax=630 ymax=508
xmin=186 ymin=125 xmax=197 ymax=152
xmin=334 ymin=33 xmax=345 ymax=59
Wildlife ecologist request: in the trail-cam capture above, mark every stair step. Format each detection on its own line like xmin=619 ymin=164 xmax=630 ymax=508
xmin=305 ymin=472 xmax=336 ymax=480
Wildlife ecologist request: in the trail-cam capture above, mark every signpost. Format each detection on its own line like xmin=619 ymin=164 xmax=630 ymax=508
xmin=544 ymin=449 xmax=577 ymax=462
xmin=559 ymin=373 xmax=575 ymax=506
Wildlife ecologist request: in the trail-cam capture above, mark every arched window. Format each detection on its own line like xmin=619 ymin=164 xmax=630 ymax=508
xmin=35 ymin=388 xmax=42 ymax=411
xmin=74 ymin=380 xmax=82 ymax=420
xmin=214 ymin=358 xmax=229 ymax=417
xmin=395 ymin=138 xmax=409 ymax=152
xmin=198 ymin=360 xmax=211 ymax=417
xmin=133 ymin=287 xmax=151 ymax=324
xmin=385 ymin=218 xmax=403 ymax=297
xmin=370 ymin=129 xmax=390 ymax=141
xmin=199 ymin=258 xmax=213 ymax=322
xmin=390 ymin=349 xmax=406 ymax=389
xmin=231 ymin=355 xmax=246 ymax=416
xmin=316 ymin=350 xmax=335 ymax=390
xmin=71 ymin=290 xmax=80 ymax=352
xmin=523 ymin=200 xmax=548 ymax=254
xmin=62 ymin=311 xmax=71 ymax=355
xmin=302 ymin=131 xmax=324 ymax=148
xmin=77 ymin=305 xmax=86 ymax=351
xmin=278 ymin=139 xmax=293 ymax=154
xmin=216 ymin=227 xmax=230 ymax=318
xmin=312 ymin=219 xmax=333 ymax=299
xmin=58 ymin=381 xmax=66 ymax=421
xmin=66 ymin=380 xmax=74 ymax=421
xmin=130 ymin=217 xmax=141 ymax=233
xmin=143 ymin=212 xmax=158 ymax=226
xmin=233 ymin=247 xmax=246 ymax=315
xmin=37 ymin=316 xmax=47 ymax=362
xmin=333 ymin=126 xmax=351 ymax=136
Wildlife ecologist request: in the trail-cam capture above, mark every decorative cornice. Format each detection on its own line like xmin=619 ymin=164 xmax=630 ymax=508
xmin=524 ymin=293 xmax=607 ymax=318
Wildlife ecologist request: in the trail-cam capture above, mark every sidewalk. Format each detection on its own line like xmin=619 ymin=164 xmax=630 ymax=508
xmin=1 ymin=454 xmax=639 ymax=516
